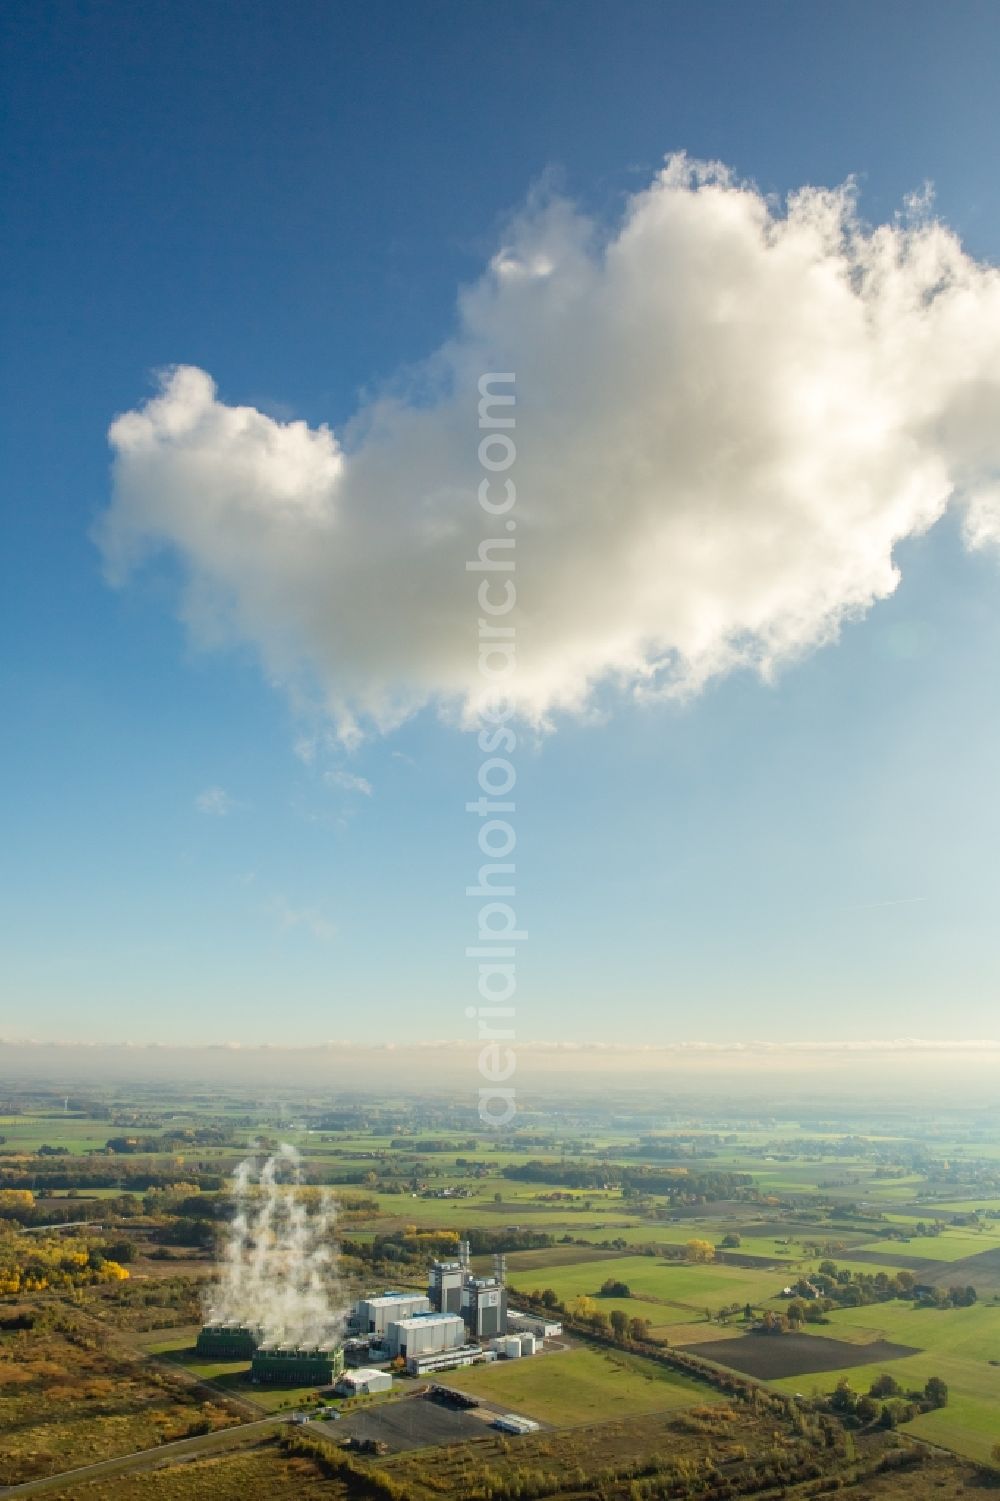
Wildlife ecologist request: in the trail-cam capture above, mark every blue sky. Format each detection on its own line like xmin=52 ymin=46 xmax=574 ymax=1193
xmin=3 ymin=0 xmax=1000 ymax=1046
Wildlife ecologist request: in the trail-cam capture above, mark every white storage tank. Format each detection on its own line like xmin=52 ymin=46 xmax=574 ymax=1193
xmin=499 ymin=1335 xmax=522 ymax=1359
xmin=518 ymin=1333 xmax=537 ymax=1356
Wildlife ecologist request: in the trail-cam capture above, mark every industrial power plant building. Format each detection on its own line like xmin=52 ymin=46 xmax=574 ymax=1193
xmin=336 ymin=1249 xmax=517 ymax=1376
xmin=193 ymin=1245 xmax=521 ymax=1388
xmin=404 ymin=1343 xmax=486 ymax=1377
xmin=195 ymin=1322 xmax=260 ymax=1360
xmin=426 ymin=1245 xmax=509 ymax=1340
xmin=251 ymin=1340 xmax=345 ymax=1386
xmin=355 ymin=1291 xmax=432 ymax=1336
xmin=428 ymin=1259 xmax=465 ymax=1314
xmin=384 ymin=1312 xmax=465 ymax=1360
xmin=192 ymin=1321 xmax=347 ymax=1386
xmin=461 ymin=1274 xmax=507 ymax=1339
xmin=506 ymin=1310 xmax=562 ymax=1339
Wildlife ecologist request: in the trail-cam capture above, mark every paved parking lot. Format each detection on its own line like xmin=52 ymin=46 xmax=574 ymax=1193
xmin=307 ymin=1394 xmax=488 ymax=1453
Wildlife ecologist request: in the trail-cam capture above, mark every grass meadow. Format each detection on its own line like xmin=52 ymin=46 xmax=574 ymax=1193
xmin=427 ymin=1345 xmax=714 ymax=1425
xmin=506 ymin=1253 xmax=790 ymax=1314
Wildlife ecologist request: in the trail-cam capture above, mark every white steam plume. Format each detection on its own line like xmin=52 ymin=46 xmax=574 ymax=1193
xmin=206 ymin=1143 xmax=345 ymax=1344
xmin=100 ymin=155 xmax=1000 ymax=739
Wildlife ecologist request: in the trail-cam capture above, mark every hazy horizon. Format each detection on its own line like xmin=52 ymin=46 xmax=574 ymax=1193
xmin=4 ymin=1037 xmax=999 ymax=1105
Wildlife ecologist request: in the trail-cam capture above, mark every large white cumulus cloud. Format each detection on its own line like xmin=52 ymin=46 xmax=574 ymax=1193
xmin=100 ymin=156 xmax=1000 ymax=737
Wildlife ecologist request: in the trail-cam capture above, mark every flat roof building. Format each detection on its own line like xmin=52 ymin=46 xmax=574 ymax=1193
xmin=404 ymin=1344 xmax=486 ymax=1377
xmin=506 ymin=1310 xmax=560 ymax=1339
xmin=384 ymin=1312 xmax=465 ymax=1360
xmin=335 ymin=1367 xmax=392 ymax=1396
xmin=355 ymin=1292 xmax=432 ymax=1337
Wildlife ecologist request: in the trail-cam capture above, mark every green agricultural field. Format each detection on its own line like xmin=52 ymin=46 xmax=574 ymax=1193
xmin=906 ymin=1391 xmax=1000 ymax=1461
xmin=861 ymin=1184 xmax=934 ymax=1202
xmin=916 ymin=1198 xmax=1000 ymax=1215
xmin=433 ymin=1345 xmax=714 ymax=1424
xmin=713 ymin=1234 xmax=802 ymax=1260
xmin=653 ymin=1321 xmax=744 ymax=1346
xmin=769 ymin=1300 xmax=1000 ymax=1464
xmin=35 ymin=1185 xmax=142 ymax=1200
xmin=506 ymin=1252 xmax=788 ymax=1315
xmin=0 ymin=1115 xmax=112 ymax=1154
xmin=564 ymin=1292 xmax=696 ymax=1330
xmin=856 ymin=1229 xmax=1000 ymax=1261
xmin=797 ymin=1257 xmax=917 ymax=1280
xmin=375 ymin=1207 xmax=636 ymax=1233
xmin=501 ymin=1246 xmax=636 ymax=1273
xmin=807 ymin=1300 xmax=1000 ymax=1362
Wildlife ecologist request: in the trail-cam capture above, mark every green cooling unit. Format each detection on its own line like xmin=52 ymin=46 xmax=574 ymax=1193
xmin=251 ymin=1343 xmax=345 ymax=1386
xmin=195 ymin=1323 xmax=260 ymax=1360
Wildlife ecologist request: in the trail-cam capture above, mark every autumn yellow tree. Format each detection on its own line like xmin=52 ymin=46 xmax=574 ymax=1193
xmin=0 ymin=1189 xmax=35 ymax=1214
xmin=0 ymin=1230 xmax=129 ymax=1295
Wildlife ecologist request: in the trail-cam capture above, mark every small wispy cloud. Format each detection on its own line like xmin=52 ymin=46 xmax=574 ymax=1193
xmin=294 ymin=732 xmax=373 ymax=794
xmin=267 ymin=894 xmax=337 ymax=943
xmin=195 ymin=786 xmax=242 ymax=817
xmin=325 ymin=768 xmax=373 ymax=796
